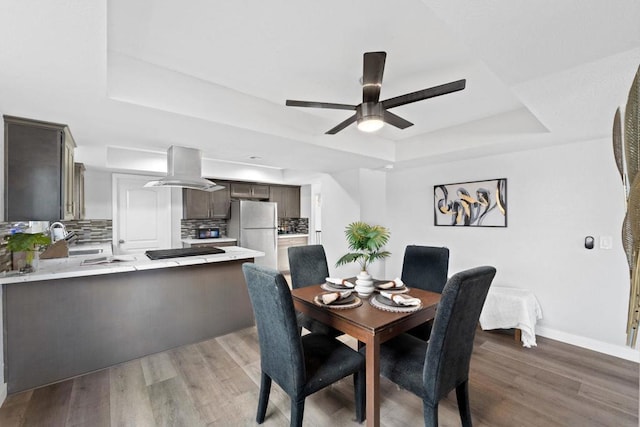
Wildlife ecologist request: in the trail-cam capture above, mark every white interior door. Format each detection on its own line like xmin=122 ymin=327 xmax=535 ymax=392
xmin=113 ymin=174 xmax=172 ymax=254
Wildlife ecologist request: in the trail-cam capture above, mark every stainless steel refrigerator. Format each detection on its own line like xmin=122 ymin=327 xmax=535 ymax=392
xmin=228 ymin=200 xmax=278 ymax=269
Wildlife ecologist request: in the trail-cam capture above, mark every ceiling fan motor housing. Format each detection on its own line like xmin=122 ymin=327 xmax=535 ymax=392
xmin=357 ymin=102 xmax=384 ymax=122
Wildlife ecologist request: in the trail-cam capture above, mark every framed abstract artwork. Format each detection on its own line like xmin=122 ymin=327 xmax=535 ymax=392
xmin=434 ymin=178 xmax=507 ymax=227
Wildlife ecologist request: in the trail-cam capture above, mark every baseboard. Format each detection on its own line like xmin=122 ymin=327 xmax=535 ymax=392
xmin=0 ymin=382 xmax=6 ymax=407
xmin=537 ymin=326 xmax=640 ymax=362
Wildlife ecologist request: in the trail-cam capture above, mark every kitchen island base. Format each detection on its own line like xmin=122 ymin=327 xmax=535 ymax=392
xmin=3 ymin=259 xmax=254 ymax=393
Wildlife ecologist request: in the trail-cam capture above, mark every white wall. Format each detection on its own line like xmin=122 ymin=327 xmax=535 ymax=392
xmin=83 ymin=168 xmax=113 ymax=219
xmin=385 ymin=137 xmax=638 ymax=361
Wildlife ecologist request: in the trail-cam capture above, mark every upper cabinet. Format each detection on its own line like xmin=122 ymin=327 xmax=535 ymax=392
xmin=269 ymin=185 xmax=300 ymax=218
xmin=183 ymin=181 xmax=231 ymax=219
xmin=73 ymin=162 xmax=85 ymax=219
xmin=4 ymin=115 xmax=76 ymax=221
xmin=183 ymin=179 xmax=300 ymax=220
xmin=230 ymin=182 xmax=270 ymax=199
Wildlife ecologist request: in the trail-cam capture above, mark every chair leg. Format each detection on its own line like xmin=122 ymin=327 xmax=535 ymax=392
xmin=291 ymin=399 xmax=305 ymax=427
xmin=423 ymin=402 xmax=438 ymax=427
xmin=456 ymin=380 xmax=472 ymax=427
xmin=353 ymin=370 xmax=366 ymax=422
xmin=256 ymin=373 xmax=272 ymax=424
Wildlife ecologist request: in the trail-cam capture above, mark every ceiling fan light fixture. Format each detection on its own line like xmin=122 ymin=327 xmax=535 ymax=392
xmin=357 ymin=102 xmax=384 ymax=132
xmin=357 ymin=116 xmax=384 ymax=132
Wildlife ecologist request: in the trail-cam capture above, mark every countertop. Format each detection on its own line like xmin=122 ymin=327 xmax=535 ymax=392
xmin=0 ymin=246 xmax=264 ymax=285
xmin=277 ymin=234 xmax=309 ymax=239
xmin=181 ymin=237 xmax=237 ymax=245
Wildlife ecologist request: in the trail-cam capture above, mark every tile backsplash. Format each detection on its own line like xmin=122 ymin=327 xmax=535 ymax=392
xmin=0 ymin=219 xmax=113 ymax=272
xmin=181 ymin=219 xmax=228 ymax=239
xmin=278 ymin=217 xmax=309 ymax=235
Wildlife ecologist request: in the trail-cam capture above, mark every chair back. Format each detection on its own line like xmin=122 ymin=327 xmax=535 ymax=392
xmin=288 ymin=244 xmax=330 ymax=289
xmin=423 ymin=266 xmax=496 ymax=404
xmin=242 ymin=263 xmax=306 ymax=396
xmin=401 ymin=245 xmax=449 ymax=294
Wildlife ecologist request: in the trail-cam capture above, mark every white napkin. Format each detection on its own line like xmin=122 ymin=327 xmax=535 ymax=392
xmin=325 ymin=277 xmax=355 ymax=288
xmin=377 ymin=277 xmax=404 ymax=289
xmin=380 ymin=291 xmax=421 ymax=306
xmin=322 ymin=290 xmax=352 ymax=305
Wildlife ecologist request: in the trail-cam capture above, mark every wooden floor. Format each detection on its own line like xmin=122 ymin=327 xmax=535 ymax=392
xmin=0 ymin=327 xmax=637 ymax=426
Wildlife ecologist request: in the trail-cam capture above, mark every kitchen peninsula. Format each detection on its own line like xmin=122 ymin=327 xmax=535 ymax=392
xmin=1 ymin=246 xmax=263 ymax=393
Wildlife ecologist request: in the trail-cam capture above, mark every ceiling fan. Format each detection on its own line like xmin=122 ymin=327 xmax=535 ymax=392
xmin=286 ymin=51 xmax=466 ymax=134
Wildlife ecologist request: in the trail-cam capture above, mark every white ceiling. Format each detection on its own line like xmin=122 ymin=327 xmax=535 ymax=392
xmin=0 ymin=0 xmax=639 ymax=176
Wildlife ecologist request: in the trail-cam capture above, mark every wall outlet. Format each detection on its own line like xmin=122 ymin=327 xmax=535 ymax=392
xmin=599 ymin=236 xmax=612 ymax=250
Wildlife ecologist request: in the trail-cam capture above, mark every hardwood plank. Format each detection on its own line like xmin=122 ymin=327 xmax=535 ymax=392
xmin=21 ymin=379 xmax=73 ymax=426
xmin=109 ymin=360 xmax=155 ymax=427
xmin=199 ymin=390 xmax=289 ymax=426
xmin=168 ymin=344 xmax=219 ymax=408
xmin=0 ymin=390 xmax=33 ymax=426
xmin=578 ymin=382 xmax=639 ymax=417
xmin=215 ymin=327 xmax=261 ymax=368
xmin=65 ymin=369 xmax=110 ymax=427
xmin=148 ymin=377 xmax=205 ymax=427
xmin=141 ymin=351 xmax=177 ymax=387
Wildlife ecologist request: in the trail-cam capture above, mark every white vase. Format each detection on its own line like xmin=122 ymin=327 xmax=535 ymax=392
xmin=355 ymin=270 xmax=375 ymax=297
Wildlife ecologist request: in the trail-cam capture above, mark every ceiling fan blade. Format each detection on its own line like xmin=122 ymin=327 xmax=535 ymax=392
xmin=383 ymin=110 xmax=414 ymax=129
xmin=382 ymin=79 xmax=466 ymax=110
xmin=326 ymin=114 xmax=357 ymax=134
xmin=362 ymin=51 xmax=386 ymax=103
xmin=286 ymin=100 xmax=356 ymax=111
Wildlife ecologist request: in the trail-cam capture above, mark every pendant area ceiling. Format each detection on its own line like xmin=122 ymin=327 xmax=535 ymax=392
xmin=0 ymin=1 xmax=639 ymax=174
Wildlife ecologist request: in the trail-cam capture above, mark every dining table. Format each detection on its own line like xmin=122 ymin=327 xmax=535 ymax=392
xmin=291 ymin=282 xmax=441 ymax=427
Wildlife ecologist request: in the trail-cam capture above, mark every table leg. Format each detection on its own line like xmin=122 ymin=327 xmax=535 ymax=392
xmin=365 ymin=335 xmax=381 ymax=427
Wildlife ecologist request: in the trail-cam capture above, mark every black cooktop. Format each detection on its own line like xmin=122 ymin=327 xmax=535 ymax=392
xmin=145 ymin=247 xmax=225 ymax=260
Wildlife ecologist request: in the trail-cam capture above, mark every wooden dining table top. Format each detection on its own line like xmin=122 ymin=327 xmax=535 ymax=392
xmin=291 ymin=284 xmax=441 ymax=340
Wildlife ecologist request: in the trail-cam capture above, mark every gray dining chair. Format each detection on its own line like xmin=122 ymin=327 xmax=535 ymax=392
xmin=288 ymin=244 xmax=343 ymax=337
xmin=400 ymin=245 xmax=450 ymax=340
xmin=242 ymin=263 xmax=365 ymax=427
xmin=378 ymin=266 xmax=496 ymax=427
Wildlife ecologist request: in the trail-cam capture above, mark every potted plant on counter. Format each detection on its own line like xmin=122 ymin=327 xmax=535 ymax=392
xmin=5 ymin=232 xmax=51 ymax=273
xmin=336 ymin=221 xmax=391 ymax=297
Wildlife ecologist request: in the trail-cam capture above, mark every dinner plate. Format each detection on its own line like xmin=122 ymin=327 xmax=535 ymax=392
xmin=373 ymin=283 xmax=408 ymax=294
xmin=313 ymin=293 xmax=362 ymax=309
xmin=321 ymin=283 xmax=355 ymax=292
xmin=370 ymin=294 xmax=422 ymax=313
xmin=373 ymin=294 xmax=404 ymax=307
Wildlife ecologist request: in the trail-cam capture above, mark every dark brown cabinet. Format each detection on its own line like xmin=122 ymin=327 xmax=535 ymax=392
xmin=4 ymin=115 xmax=76 ymax=221
xmin=73 ymin=162 xmax=85 ymax=219
xmin=230 ymin=182 xmax=270 ymax=199
xmin=270 ymin=185 xmax=300 ymax=218
xmin=183 ymin=182 xmax=231 ymax=219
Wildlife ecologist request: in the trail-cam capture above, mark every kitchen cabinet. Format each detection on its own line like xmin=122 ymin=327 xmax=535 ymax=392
xmin=230 ymin=182 xmax=270 ymax=199
xmin=183 ymin=182 xmax=231 ymax=219
xmin=73 ymin=162 xmax=85 ymax=219
xmin=270 ymin=185 xmax=301 ymax=218
xmin=4 ymin=115 xmax=76 ymax=221
xmin=277 ymin=235 xmax=308 ymax=272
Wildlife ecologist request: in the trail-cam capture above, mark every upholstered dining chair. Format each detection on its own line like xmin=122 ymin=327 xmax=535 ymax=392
xmin=242 ymin=263 xmax=365 ymax=427
xmin=400 ymin=245 xmax=450 ymax=340
xmin=288 ymin=244 xmax=342 ymax=337
xmin=378 ymin=266 xmax=496 ymax=427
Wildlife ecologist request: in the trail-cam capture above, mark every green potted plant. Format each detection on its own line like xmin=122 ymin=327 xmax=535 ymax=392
xmin=5 ymin=232 xmax=51 ymax=272
xmin=336 ymin=221 xmax=391 ymax=296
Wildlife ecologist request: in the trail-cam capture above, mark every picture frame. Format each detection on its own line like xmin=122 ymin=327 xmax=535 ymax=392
xmin=434 ymin=178 xmax=507 ymax=227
